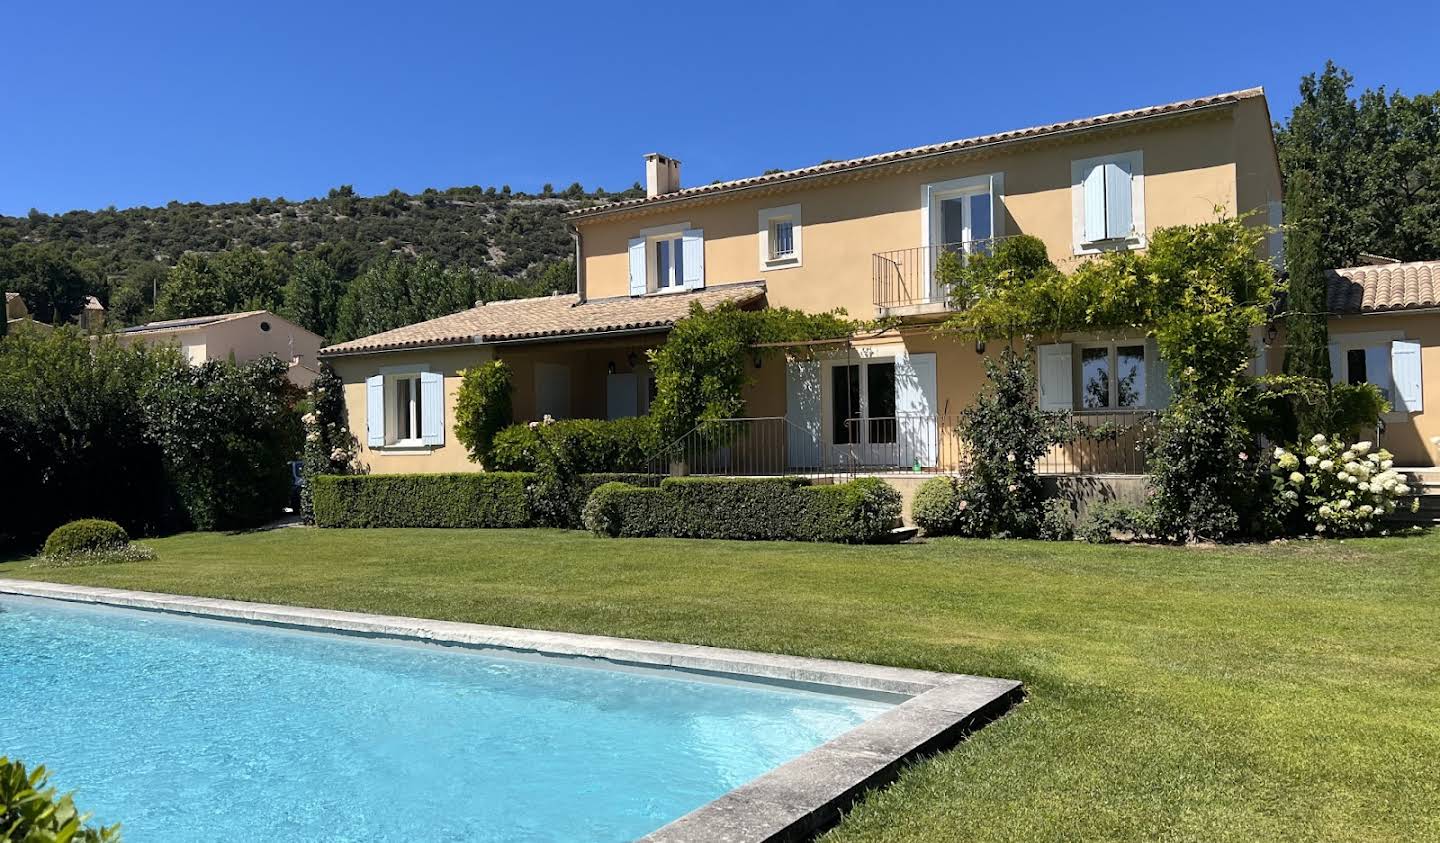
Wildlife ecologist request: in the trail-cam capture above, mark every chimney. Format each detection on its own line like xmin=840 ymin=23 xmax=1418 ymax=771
xmin=644 ymin=153 xmax=681 ymax=198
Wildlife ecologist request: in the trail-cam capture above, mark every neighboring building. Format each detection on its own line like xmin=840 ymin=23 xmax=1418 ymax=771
xmin=5 ymin=292 xmax=105 ymax=333
xmin=81 ymin=296 xmax=105 ymax=333
xmin=121 ymin=310 xmax=324 ymax=387
xmin=5 ymin=291 xmax=53 ymax=334
xmin=326 ymin=88 xmax=1386 ymax=474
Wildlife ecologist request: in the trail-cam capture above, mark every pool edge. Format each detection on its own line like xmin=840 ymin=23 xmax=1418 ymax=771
xmin=0 ymin=578 xmax=1023 ymax=843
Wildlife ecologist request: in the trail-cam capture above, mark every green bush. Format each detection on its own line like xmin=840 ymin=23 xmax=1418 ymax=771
xmin=488 ymin=417 xmax=661 ymax=474
xmin=312 ymin=473 xmax=531 ymax=528
xmin=582 ymin=476 xmax=901 ymax=543
xmin=1077 ymin=501 xmax=1150 ymax=544
xmin=912 ymin=477 xmax=965 ymax=536
xmin=0 ymin=756 xmax=120 ymax=842
xmin=454 ymin=360 xmax=513 ymax=466
xmin=43 ymin=519 xmax=130 ymax=556
xmin=1037 ymin=498 xmax=1076 ymax=541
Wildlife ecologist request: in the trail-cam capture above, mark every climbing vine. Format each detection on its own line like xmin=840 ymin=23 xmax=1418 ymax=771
xmin=648 ymin=301 xmax=860 ymax=442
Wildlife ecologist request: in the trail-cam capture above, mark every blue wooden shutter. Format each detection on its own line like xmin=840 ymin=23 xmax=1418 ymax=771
xmin=1104 ymin=160 xmax=1133 ymax=240
xmin=896 ymin=352 xmax=939 ymax=467
xmin=1082 ymin=164 xmax=1106 ymax=243
xmin=786 ymin=359 xmax=821 ymax=468
xmin=1391 ymin=340 xmax=1423 ymax=412
xmin=628 ymin=237 xmax=646 ymax=296
xmin=681 ymin=229 xmax=705 ymax=289
xmin=365 ymin=375 xmax=385 ymax=446
xmin=420 ymin=371 xmax=444 ymax=445
xmin=1038 ymin=343 xmax=1074 ymax=410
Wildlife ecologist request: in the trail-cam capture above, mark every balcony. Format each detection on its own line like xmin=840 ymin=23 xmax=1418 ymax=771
xmin=871 ymin=238 xmax=996 ymax=316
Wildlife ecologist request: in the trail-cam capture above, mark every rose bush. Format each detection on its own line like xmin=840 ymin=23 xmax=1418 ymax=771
xmin=1268 ymin=434 xmax=1416 ymax=536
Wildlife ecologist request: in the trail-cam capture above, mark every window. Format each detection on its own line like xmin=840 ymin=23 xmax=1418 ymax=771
xmin=628 ymin=225 xmax=704 ymax=294
xmin=365 ymin=370 xmax=443 ymax=449
xmin=1077 ymin=343 xmax=1146 ymax=410
xmin=758 ymin=204 xmax=802 ymax=270
xmin=389 ymin=374 xmax=423 ymax=444
xmin=1346 ymin=349 xmax=1369 ymax=387
xmin=923 ymin=175 xmax=1001 ymax=255
xmin=1072 ymin=151 xmax=1145 ymax=253
xmin=829 ymin=359 xmax=897 ymax=445
xmin=653 ymin=235 xmax=685 ymax=290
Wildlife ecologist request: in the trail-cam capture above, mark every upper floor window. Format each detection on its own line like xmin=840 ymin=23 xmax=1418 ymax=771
xmin=628 ymin=225 xmax=705 ymax=295
xmin=1071 ymin=151 xmax=1145 ymax=254
xmin=758 ymin=204 xmax=802 ymax=270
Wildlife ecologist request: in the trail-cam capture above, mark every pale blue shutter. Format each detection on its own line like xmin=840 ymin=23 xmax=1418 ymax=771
xmin=681 ymin=229 xmax=705 ymax=289
xmin=420 ymin=371 xmax=444 ymax=445
xmin=365 ymin=375 xmax=385 ymax=446
xmin=628 ymin=237 xmax=646 ymax=296
xmin=1038 ymin=343 xmax=1074 ymax=411
xmin=786 ymin=359 xmax=821 ymax=468
xmin=896 ymin=352 xmax=939 ymax=467
xmin=1104 ymin=160 xmax=1133 ymax=240
xmin=1328 ymin=343 xmax=1344 ymax=386
xmin=1082 ymin=164 xmax=1106 ymax=244
xmin=1391 ymin=340 xmax=1423 ymax=412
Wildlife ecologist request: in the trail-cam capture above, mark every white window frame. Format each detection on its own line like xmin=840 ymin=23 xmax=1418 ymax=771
xmin=1071 ymin=151 xmax=1146 ymax=255
xmin=820 ymin=355 xmax=899 ymax=449
xmin=1073 ymin=340 xmax=1150 ymax=411
xmin=639 ymin=221 xmax=690 ymax=295
xmin=920 ymin=173 xmax=1003 ymax=252
xmin=758 ymin=204 xmax=802 ymax=271
xmin=377 ymin=364 xmax=431 ymax=449
xmin=1331 ymin=330 xmax=1405 ymax=421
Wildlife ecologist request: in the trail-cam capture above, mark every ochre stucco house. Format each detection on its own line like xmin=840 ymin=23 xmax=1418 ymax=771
xmin=120 ymin=310 xmax=324 ymax=387
xmin=321 ymin=87 xmax=1440 ymax=473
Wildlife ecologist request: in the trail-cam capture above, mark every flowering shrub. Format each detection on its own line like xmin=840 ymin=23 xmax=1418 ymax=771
xmin=299 ymin=363 xmax=360 ymax=523
xmin=1269 ymin=434 xmax=1415 ymax=536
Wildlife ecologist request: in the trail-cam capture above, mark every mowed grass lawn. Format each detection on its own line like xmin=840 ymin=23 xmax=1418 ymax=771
xmin=3 ymin=528 xmax=1438 ymax=842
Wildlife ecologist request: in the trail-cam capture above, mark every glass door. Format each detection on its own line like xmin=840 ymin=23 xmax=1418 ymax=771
xmin=828 ymin=360 xmax=898 ymax=465
xmin=929 ymin=187 xmax=993 ymax=302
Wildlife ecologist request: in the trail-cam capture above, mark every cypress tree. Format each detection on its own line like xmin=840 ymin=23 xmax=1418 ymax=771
xmin=1282 ymin=169 xmax=1333 ymax=436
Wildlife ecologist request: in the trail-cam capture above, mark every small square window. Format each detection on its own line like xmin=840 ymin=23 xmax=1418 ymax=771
xmin=770 ymin=219 xmax=795 ymax=259
xmin=758 ymin=204 xmax=802 ymax=270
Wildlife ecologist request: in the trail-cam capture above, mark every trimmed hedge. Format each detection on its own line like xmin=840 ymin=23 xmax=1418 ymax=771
xmin=488 ymin=417 xmax=661 ymax=473
xmin=311 ymin=472 xmax=666 ymax=529
xmin=313 ymin=473 xmax=530 ymax=528
xmin=583 ymin=476 xmax=901 ymax=543
xmin=43 ymin=519 xmax=131 ymax=556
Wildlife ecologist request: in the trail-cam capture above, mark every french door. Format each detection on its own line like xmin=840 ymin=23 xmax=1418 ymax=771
xmin=828 ymin=359 xmax=898 ymax=465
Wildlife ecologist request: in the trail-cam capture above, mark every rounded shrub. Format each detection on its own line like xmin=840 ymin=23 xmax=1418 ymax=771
xmin=43 ymin=519 xmax=130 ymax=556
xmin=581 ymin=481 xmax=630 ymax=537
xmin=911 ymin=477 xmax=964 ymax=536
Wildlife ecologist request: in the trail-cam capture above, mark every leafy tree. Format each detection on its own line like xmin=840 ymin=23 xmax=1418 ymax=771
xmin=1275 ymin=62 xmax=1440 ymax=265
xmin=335 ymin=255 xmax=477 ymax=341
xmin=155 ymin=252 xmax=228 ymax=318
xmin=453 ymin=360 xmax=513 ymax=466
xmin=282 ymin=252 xmax=345 ymax=339
xmin=0 ymin=242 xmax=88 ymax=324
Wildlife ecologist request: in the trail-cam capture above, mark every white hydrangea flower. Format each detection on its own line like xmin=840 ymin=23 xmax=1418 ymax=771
xmin=1318 ymin=505 xmax=1333 ymax=516
xmin=1382 ymin=459 xmax=1394 ymax=470
xmin=1311 ymin=433 xmax=1328 ymax=445
xmin=1305 ymin=455 xmax=1319 ymax=466
xmin=1337 ymin=499 xmax=1351 ymax=510
xmin=1273 ymin=446 xmax=1287 ymax=460
xmin=1316 ymin=524 xmax=1327 ymax=533
xmin=1346 ymin=475 xmax=1359 ymax=485
xmin=1396 ymin=483 xmax=1411 ymax=495
xmin=1283 ymin=490 xmax=1298 ymax=501
xmin=1289 ymin=471 xmax=1305 ymax=485
xmin=1358 ymin=505 xmax=1373 ymax=515
xmin=1317 ymin=445 xmax=1331 ymax=456
xmin=1353 ymin=441 xmax=1372 ymax=455
xmin=1319 ymin=459 xmax=1334 ymax=471
xmin=1358 ymin=482 xmax=1370 ymax=492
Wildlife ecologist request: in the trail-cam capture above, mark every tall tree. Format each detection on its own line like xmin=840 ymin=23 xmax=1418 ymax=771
xmin=0 ymin=243 xmax=88 ymax=324
xmin=335 ymin=255 xmax=477 ymax=341
xmin=282 ymin=253 xmax=345 ymax=340
xmin=1276 ymin=62 xmax=1440 ymax=266
xmin=1282 ymin=170 xmax=1332 ymax=402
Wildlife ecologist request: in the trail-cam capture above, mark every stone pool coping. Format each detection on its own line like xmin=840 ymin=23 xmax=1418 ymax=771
xmin=0 ymin=578 xmax=1022 ymax=843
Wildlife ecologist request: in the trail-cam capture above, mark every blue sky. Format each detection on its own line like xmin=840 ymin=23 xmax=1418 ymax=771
xmin=2 ymin=0 xmax=1437 ymax=217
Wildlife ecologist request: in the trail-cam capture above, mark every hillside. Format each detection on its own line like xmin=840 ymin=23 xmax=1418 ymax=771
xmin=0 ymin=182 xmax=642 ymax=340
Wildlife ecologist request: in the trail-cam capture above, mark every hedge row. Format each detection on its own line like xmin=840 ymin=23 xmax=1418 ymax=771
xmin=311 ymin=472 xmax=665 ymax=529
xmin=583 ymin=477 xmax=902 ymax=543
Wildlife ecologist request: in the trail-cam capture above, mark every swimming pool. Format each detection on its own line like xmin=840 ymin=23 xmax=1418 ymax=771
xmin=0 ymin=593 xmax=891 ymax=842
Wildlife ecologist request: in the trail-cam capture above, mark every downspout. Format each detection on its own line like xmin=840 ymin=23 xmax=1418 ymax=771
xmin=568 ymin=222 xmax=586 ymax=304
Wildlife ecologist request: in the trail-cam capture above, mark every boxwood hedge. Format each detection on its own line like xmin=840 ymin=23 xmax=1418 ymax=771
xmin=312 ymin=472 xmax=666 ymax=529
xmin=582 ymin=476 xmax=901 ymax=543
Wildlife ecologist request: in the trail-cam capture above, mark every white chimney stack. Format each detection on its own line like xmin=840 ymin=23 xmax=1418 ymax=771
xmin=644 ymin=153 xmax=681 ymax=198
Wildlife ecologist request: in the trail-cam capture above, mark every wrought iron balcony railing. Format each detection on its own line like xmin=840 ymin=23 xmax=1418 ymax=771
xmin=872 ymin=237 xmax=1009 ymax=312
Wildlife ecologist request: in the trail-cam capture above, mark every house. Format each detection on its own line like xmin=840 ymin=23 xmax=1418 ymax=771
xmin=326 ymin=88 xmax=1440 ymax=474
xmin=120 ymin=310 xmax=324 ymax=387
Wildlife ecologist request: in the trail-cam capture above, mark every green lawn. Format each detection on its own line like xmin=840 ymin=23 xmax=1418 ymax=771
xmin=3 ymin=529 xmax=1438 ymax=842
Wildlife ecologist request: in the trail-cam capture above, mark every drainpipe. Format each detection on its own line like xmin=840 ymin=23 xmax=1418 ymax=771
xmin=568 ymin=223 xmax=586 ymax=304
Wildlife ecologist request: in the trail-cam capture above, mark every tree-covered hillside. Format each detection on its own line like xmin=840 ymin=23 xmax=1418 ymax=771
xmin=0 ymin=181 xmax=640 ymax=341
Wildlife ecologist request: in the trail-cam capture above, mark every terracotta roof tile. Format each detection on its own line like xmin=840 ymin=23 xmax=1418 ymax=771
xmin=1327 ymin=261 xmax=1440 ymax=314
xmin=320 ymin=282 xmax=766 ymax=356
xmin=568 ymin=88 xmax=1265 ymax=221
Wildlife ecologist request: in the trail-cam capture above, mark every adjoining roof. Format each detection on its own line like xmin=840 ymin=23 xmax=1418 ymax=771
xmin=320 ymin=282 xmax=767 ymax=356
xmin=4 ymin=292 xmax=18 ymax=302
xmin=121 ymin=310 xmax=268 ymax=335
xmin=1328 ymin=260 xmax=1440 ymax=315
xmin=568 ymin=88 xmax=1265 ymax=221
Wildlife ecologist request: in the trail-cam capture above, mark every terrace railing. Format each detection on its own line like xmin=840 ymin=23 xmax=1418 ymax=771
xmin=644 ymin=411 xmax=1155 ymax=478
xmin=873 ymin=237 xmax=1008 ymax=312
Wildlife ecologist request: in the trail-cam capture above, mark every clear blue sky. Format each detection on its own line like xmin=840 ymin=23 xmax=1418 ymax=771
xmin=2 ymin=0 xmax=1437 ymax=217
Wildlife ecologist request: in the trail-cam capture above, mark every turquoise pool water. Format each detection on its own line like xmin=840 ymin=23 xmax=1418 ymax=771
xmin=0 ymin=595 xmax=890 ymax=842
